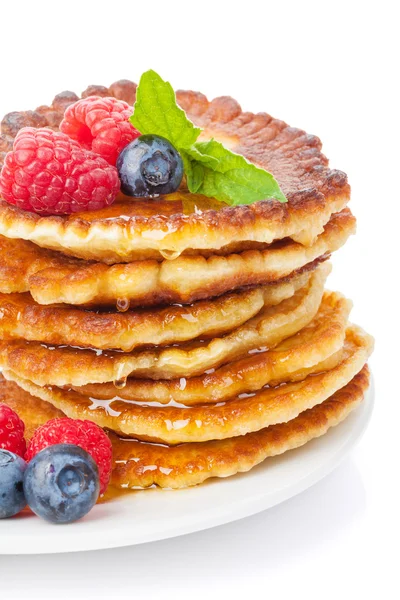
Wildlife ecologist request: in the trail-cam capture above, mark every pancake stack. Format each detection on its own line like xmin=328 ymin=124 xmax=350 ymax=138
xmin=0 ymin=81 xmax=373 ymax=491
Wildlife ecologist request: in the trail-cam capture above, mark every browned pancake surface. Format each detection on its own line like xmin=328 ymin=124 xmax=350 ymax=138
xmin=0 ymin=265 xmax=328 ymax=383
xmin=0 ymin=367 xmax=370 ymax=489
xmin=0 ymin=79 xmax=350 ymax=263
xmin=0 ymin=209 xmax=354 ymax=307
xmin=3 ymin=325 xmax=374 ymax=444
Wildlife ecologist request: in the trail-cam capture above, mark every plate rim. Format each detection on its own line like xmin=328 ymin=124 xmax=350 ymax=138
xmin=0 ymin=377 xmax=374 ymax=555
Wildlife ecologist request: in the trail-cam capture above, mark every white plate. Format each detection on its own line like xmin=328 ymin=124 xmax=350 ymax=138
xmin=0 ymin=381 xmax=374 ymax=554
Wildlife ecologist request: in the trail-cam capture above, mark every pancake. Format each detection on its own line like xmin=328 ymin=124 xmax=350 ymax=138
xmin=0 ymin=269 xmax=311 ymax=354
xmin=0 ymin=288 xmax=347 ymax=392
xmin=0 ymin=367 xmax=370 ymax=489
xmin=72 ymin=290 xmax=351 ymax=403
xmin=2 ymin=325 xmax=374 ymax=444
xmin=110 ymin=366 xmax=370 ymax=489
xmin=0 ymin=265 xmax=328 ymax=384
xmin=0 ymin=85 xmax=350 ymax=263
xmin=0 ymin=208 xmax=354 ymax=307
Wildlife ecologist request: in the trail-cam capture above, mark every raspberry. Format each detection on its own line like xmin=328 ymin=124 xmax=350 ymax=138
xmin=0 ymin=403 xmax=26 ymax=457
xmin=0 ymin=127 xmax=120 ymax=215
xmin=26 ymin=418 xmax=112 ymax=495
xmin=60 ymin=96 xmax=140 ymax=165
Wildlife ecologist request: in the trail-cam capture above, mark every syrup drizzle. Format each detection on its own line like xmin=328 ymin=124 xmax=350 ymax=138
xmin=116 ymin=298 xmax=130 ymax=312
xmin=113 ymin=377 xmax=128 ymax=390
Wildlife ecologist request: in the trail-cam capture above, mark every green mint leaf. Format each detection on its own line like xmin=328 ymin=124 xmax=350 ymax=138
xmin=186 ymin=139 xmax=287 ymax=204
xmin=130 ymin=70 xmax=201 ymax=148
xmin=130 ymin=70 xmax=287 ymax=205
xmin=183 ymin=145 xmax=219 ymax=169
xmin=181 ymin=151 xmax=205 ymax=193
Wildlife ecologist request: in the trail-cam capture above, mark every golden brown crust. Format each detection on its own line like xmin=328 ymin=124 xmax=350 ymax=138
xmin=0 ymin=266 xmax=328 ymax=382
xmin=3 ymin=325 xmax=374 ymax=444
xmin=0 ymin=283 xmax=342 ymax=390
xmin=72 ymin=290 xmax=350 ymax=402
xmin=0 ymin=209 xmax=355 ymax=307
xmin=110 ymin=366 xmax=370 ymax=488
xmin=0 ymin=366 xmax=370 ymax=489
xmin=0 ymin=81 xmax=350 ymax=263
xmin=0 ymin=288 xmax=257 ymax=351
xmin=0 ymin=269 xmax=311 ymax=353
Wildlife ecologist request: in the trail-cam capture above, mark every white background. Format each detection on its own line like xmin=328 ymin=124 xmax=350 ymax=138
xmin=0 ymin=0 xmax=398 ymax=597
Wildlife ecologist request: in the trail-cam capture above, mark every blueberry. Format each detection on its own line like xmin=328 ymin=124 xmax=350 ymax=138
xmin=117 ymin=134 xmax=184 ymax=197
xmin=0 ymin=450 xmax=27 ymax=519
xmin=24 ymin=444 xmax=100 ymax=524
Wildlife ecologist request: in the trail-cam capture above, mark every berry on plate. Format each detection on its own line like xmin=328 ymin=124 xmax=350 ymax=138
xmin=0 ymin=450 xmax=27 ymax=519
xmin=0 ymin=127 xmax=120 ymax=215
xmin=60 ymin=96 xmax=140 ymax=165
xmin=117 ymin=134 xmax=184 ymax=197
xmin=26 ymin=418 xmax=112 ymax=495
xmin=0 ymin=403 xmax=26 ymax=457
xmin=24 ymin=444 xmax=99 ymax=524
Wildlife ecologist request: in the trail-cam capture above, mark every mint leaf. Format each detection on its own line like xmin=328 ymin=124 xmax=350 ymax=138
xmin=185 ymin=139 xmax=286 ymax=205
xmin=130 ymin=70 xmax=201 ymax=148
xmin=183 ymin=145 xmax=219 ymax=169
xmin=181 ymin=152 xmax=204 ymax=193
xmin=130 ymin=70 xmax=287 ymax=205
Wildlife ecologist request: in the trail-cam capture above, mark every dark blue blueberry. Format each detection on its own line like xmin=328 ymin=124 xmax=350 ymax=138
xmin=117 ymin=134 xmax=184 ymax=197
xmin=23 ymin=444 xmax=100 ymax=524
xmin=0 ymin=450 xmax=27 ymax=519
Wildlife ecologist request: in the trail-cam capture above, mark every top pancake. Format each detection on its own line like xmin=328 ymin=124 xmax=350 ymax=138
xmin=0 ymin=82 xmax=350 ymax=263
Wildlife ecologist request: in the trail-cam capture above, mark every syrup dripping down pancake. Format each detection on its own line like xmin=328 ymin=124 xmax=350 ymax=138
xmin=3 ymin=326 xmax=374 ymax=444
xmin=0 ymin=367 xmax=370 ymax=490
xmin=0 ymin=209 xmax=354 ymax=307
xmin=109 ymin=366 xmax=370 ymax=489
xmin=0 ymin=265 xmax=328 ymax=384
xmin=0 ymin=83 xmax=350 ymax=262
xmin=72 ymin=290 xmax=350 ymax=403
xmin=0 ymin=267 xmax=313 ymax=354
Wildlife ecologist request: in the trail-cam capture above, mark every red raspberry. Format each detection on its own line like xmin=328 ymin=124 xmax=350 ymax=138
xmin=0 ymin=403 xmax=26 ymax=457
xmin=26 ymin=418 xmax=112 ymax=494
xmin=60 ymin=96 xmax=140 ymax=165
xmin=0 ymin=127 xmax=120 ymax=215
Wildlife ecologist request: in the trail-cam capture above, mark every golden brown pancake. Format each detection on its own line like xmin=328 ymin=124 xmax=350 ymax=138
xmin=72 ymin=290 xmax=350 ymax=403
xmin=0 ymin=209 xmax=354 ymax=307
xmin=0 ymin=84 xmax=350 ymax=263
xmin=110 ymin=366 xmax=370 ymax=489
xmin=2 ymin=325 xmax=374 ymax=444
xmin=0 ymin=288 xmax=347 ymax=392
xmin=0 ymin=79 xmax=373 ymax=495
xmin=0 ymin=265 xmax=328 ymax=383
xmin=0 ymin=367 xmax=370 ymax=489
xmin=0 ymin=268 xmax=311 ymax=353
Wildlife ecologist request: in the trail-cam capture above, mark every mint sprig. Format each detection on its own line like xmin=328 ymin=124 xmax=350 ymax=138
xmin=130 ymin=70 xmax=287 ymax=205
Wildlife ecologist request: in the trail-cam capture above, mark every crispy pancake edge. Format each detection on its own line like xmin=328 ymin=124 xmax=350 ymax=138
xmin=0 ymin=84 xmax=350 ymax=262
xmin=72 ymin=290 xmax=351 ymax=402
xmin=2 ymin=325 xmax=374 ymax=444
xmin=0 ymin=367 xmax=370 ymax=489
xmin=110 ymin=365 xmax=370 ymax=489
xmin=0 ymin=266 xmax=328 ymax=384
xmin=0 ymin=209 xmax=354 ymax=307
